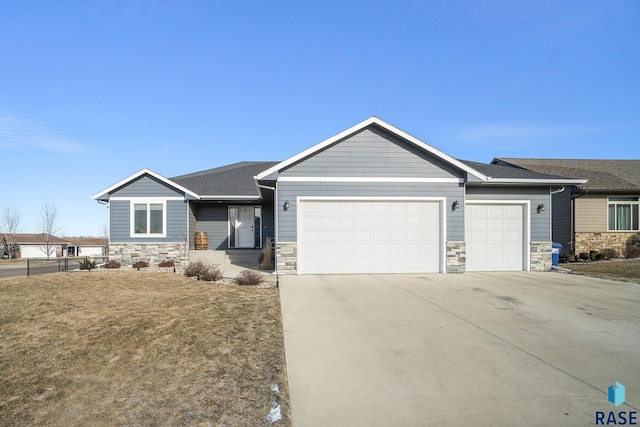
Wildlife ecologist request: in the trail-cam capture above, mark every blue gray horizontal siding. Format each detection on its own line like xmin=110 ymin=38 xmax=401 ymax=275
xmin=111 ymin=175 xmax=184 ymax=198
xmin=110 ymin=200 xmax=188 ymax=243
xmin=281 ymin=127 xmax=464 ymax=179
xmin=191 ymin=202 xmax=274 ymax=250
xmin=465 ymin=186 xmax=551 ymax=241
xmin=277 ymin=182 xmax=464 ymax=241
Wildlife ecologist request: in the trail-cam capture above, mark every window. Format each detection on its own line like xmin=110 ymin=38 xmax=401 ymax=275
xmin=608 ymin=196 xmax=639 ymax=231
xmin=130 ymin=200 xmax=166 ymax=237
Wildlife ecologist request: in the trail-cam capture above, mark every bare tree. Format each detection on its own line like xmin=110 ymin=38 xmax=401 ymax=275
xmin=99 ymin=223 xmax=109 ymax=256
xmin=38 ymin=204 xmax=62 ymax=259
xmin=1 ymin=207 xmax=22 ymax=259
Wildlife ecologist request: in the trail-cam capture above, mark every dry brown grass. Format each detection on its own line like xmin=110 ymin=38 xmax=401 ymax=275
xmin=567 ymin=258 xmax=640 ymax=284
xmin=0 ymin=271 xmax=289 ymax=426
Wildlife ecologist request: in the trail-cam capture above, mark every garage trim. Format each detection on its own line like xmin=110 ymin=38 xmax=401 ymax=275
xmin=296 ymin=196 xmax=447 ymax=274
xmin=465 ymin=200 xmax=531 ymax=271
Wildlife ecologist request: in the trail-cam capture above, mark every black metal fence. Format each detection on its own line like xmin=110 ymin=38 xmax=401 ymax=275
xmin=26 ymin=258 xmax=81 ymax=276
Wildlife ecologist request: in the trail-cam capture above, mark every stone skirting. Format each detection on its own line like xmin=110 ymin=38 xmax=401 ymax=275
xmin=276 ymin=242 xmax=297 ymax=274
xmin=530 ymin=241 xmax=552 ymax=271
xmin=109 ymin=242 xmax=187 ymax=266
xmin=446 ymin=241 xmax=466 ymax=273
xmin=575 ymin=232 xmax=640 ymax=255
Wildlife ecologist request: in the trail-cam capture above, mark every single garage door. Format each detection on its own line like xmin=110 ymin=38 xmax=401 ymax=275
xmin=298 ymin=200 xmax=442 ymax=274
xmin=466 ymin=203 xmax=525 ymax=271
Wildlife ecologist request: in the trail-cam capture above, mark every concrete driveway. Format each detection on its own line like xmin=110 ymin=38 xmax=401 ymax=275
xmin=279 ymin=272 xmax=640 ymax=426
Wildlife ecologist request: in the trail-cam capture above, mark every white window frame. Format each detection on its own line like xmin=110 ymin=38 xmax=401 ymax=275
xmin=129 ymin=198 xmax=169 ymax=238
xmin=607 ymin=196 xmax=640 ymax=232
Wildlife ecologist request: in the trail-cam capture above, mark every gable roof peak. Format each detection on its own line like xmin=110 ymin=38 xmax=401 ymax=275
xmin=255 ymin=117 xmax=490 ymax=181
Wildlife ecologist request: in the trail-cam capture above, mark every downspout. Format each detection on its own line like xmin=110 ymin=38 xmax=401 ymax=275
xmin=255 ymin=181 xmax=277 ymax=275
xmin=571 ymin=189 xmax=588 ymax=255
xmin=548 ymin=187 xmax=565 ymax=253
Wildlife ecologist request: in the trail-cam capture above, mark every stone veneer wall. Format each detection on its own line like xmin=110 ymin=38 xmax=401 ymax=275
xmin=446 ymin=241 xmax=466 ymax=273
xmin=109 ymin=242 xmax=187 ymax=266
xmin=530 ymin=241 xmax=552 ymax=271
xmin=575 ymin=232 xmax=640 ymax=255
xmin=276 ymin=242 xmax=298 ymax=274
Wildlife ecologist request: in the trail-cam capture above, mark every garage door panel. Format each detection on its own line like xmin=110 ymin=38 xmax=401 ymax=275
xmin=299 ymin=200 xmax=441 ymax=274
xmin=466 ymin=204 xmax=524 ymax=272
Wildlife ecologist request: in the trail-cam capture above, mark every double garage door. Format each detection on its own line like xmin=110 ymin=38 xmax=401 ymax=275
xmin=298 ymin=200 xmax=442 ymax=274
xmin=297 ymin=199 xmax=527 ymax=274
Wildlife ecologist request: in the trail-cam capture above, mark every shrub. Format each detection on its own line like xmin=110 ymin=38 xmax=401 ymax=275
xmin=259 ymin=241 xmax=274 ymax=270
xmin=200 ymin=265 xmax=223 ymax=282
xmin=623 ymin=245 xmax=640 ymax=259
xmin=79 ymin=258 xmax=96 ymax=270
xmin=104 ymin=260 xmax=121 ymax=269
xmin=184 ymin=261 xmax=207 ymax=277
xmin=579 ymin=252 xmax=589 ymax=261
xmin=158 ymin=259 xmax=175 ymax=267
xmin=132 ymin=260 xmax=149 ymax=269
xmin=589 ymin=250 xmax=599 ymax=261
xmin=235 ymin=270 xmax=265 ymax=286
xmin=184 ymin=261 xmax=222 ymax=281
xmin=602 ymin=248 xmax=619 ymax=260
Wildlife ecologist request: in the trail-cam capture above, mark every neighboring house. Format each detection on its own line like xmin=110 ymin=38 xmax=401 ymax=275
xmin=492 ymin=159 xmax=640 ymax=256
xmin=2 ymin=233 xmax=69 ymax=259
xmin=65 ymin=237 xmax=108 ymax=257
xmin=92 ymin=117 xmax=584 ymax=274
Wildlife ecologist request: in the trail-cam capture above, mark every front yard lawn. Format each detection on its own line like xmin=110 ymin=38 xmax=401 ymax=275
xmin=565 ymin=258 xmax=640 ymax=284
xmin=0 ymin=271 xmax=289 ymax=426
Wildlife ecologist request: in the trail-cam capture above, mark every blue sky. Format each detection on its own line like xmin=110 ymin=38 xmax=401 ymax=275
xmin=1 ymin=0 xmax=639 ymax=236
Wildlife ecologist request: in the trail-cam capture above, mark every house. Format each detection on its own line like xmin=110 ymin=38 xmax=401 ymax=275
xmin=92 ymin=117 xmax=585 ymax=274
xmin=492 ymin=158 xmax=640 ymax=257
xmin=0 ymin=233 xmax=69 ymax=259
xmin=65 ymin=237 xmax=108 ymax=257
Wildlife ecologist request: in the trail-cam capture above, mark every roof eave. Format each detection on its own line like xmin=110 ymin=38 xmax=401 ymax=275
xmin=475 ymin=178 xmax=589 ymax=185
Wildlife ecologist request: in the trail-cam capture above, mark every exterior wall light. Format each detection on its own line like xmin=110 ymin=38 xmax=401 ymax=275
xmin=537 ymin=203 xmax=545 ymax=213
xmin=452 ymin=200 xmax=460 ymax=211
xmin=283 ymin=200 xmax=290 ymax=211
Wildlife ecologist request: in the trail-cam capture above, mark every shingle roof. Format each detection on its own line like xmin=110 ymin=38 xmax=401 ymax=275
xmin=459 ymin=159 xmax=572 ymax=180
xmin=65 ymin=237 xmax=105 ymax=246
xmin=2 ymin=233 xmax=69 ymax=244
xmin=493 ymin=158 xmax=640 ymax=191
xmin=171 ymin=161 xmax=279 ymax=197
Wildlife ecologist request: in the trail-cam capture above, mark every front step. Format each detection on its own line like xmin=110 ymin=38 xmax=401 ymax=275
xmin=225 ymin=249 xmax=262 ymax=268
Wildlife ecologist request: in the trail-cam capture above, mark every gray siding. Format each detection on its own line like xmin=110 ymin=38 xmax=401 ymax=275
xmin=111 ymin=175 xmax=184 ymax=198
xmin=551 ymin=188 xmax=572 ymax=249
xmin=188 ymin=202 xmax=197 ymax=250
xmin=110 ymin=200 xmax=187 ymax=243
xmin=193 ymin=203 xmax=229 ymax=250
xmin=192 ymin=202 xmax=274 ymax=250
xmin=281 ymin=127 xmax=464 ymax=179
xmin=465 ymin=186 xmax=551 ymax=241
xmin=277 ymin=181 xmax=465 ymax=241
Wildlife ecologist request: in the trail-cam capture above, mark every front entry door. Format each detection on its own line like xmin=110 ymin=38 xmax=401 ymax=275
xmin=237 ymin=206 xmax=255 ymax=248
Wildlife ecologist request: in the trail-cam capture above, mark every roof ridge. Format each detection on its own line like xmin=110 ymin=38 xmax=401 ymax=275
xmin=171 ymin=161 xmax=279 ymax=180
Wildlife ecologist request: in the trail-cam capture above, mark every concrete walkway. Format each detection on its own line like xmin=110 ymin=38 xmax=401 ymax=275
xmin=279 ymin=272 xmax=640 ymax=426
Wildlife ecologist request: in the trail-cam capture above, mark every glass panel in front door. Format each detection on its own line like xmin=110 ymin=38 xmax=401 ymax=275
xmin=237 ymin=206 xmax=254 ymax=248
